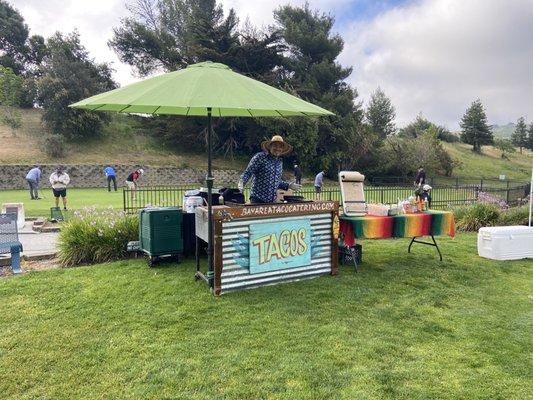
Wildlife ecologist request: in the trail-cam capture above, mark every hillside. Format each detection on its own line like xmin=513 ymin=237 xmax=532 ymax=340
xmin=443 ymin=142 xmax=532 ymax=181
xmin=0 ymin=107 xmax=245 ymax=170
xmin=1 ymin=108 xmax=531 ymax=182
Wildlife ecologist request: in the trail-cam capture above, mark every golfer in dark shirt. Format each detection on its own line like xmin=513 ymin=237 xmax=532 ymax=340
xmin=414 ymin=166 xmax=426 ymax=186
xmin=294 ymin=164 xmax=302 ymax=184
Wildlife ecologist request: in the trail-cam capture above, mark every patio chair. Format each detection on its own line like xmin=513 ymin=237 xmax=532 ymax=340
xmin=339 ymin=171 xmax=366 ymax=216
xmin=0 ymin=213 xmax=23 ymax=274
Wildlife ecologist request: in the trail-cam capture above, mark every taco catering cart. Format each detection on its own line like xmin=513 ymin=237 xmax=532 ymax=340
xmin=195 ymin=201 xmax=340 ymax=295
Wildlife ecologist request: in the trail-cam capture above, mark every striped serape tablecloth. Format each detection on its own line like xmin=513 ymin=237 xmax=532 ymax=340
xmin=340 ymin=210 xmax=455 ymax=247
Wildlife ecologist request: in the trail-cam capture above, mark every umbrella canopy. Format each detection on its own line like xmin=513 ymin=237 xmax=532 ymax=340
xmin=70 ymin=61 xmax=334 ymax=117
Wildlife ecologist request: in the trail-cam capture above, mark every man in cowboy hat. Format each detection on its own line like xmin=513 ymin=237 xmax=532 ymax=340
xmin=238 ymin=135 xmax=301 ymax=203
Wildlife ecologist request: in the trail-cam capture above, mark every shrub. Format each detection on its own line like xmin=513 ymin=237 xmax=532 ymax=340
xmin=43 ymin=134 xmax=66 ymax=158
xmin=498 ymin=206 xmax=530 ymax=226
xmin=58 ymin=207 xmax=138 ymax=266
xmin=455 ymin=203 xmax=500 ymax=232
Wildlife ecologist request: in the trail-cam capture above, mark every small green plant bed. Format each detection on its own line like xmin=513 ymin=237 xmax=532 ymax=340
xmin=0 ymin=234 xmax=531 ymax=399
xmin=57 ymin=207 xmax=139 ymax=266
xmin=453 ymin=204 xmax=531 ymax=231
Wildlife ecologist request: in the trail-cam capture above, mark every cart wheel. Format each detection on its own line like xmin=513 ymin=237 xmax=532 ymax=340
xmin=148 ymin=256 xmax=159 ymax=267
xmin=174 ymin=254 xmax=181 ymax=264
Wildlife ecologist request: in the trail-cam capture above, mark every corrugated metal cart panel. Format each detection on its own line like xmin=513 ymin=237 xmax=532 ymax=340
xmin=220 ymin=213 xmax=333 ymax=294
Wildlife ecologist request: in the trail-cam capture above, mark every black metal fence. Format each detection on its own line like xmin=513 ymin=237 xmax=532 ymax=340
xmin=369 ymin=175 xmax=527 ymax=189
xmin=123 ymin=183 xmax=530 ymax=214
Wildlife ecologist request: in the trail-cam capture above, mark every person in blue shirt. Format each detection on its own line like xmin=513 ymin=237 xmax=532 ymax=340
xmin=25 ymin=166 xmax=42 ymax=200
xmin=314 ymin=170 xmax=326 ymax=199
xmin=104 ymin=165 xmax=117 ymax=192
xmin=238 ymin=135 xmax=301 ymax=203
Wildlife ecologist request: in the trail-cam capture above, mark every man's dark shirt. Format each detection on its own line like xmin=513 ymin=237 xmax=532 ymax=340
xmin=294 ymin=166 xmax=302 ymax=180
xmin=415 ymin=170 xmax=426 ymax=185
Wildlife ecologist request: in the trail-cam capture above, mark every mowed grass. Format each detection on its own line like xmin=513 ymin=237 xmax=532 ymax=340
xmin=0 ymin=233 xmax=531 ymax=399
xmin=0 ymin=188 xmax=124 ymax=217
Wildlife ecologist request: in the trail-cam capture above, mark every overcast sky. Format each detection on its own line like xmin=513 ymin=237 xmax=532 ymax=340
xmin=13 ymin=0 xmax=533 ymax=129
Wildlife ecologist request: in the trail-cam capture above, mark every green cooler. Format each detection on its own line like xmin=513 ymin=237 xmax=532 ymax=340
xmin=139 ymin=207 xmax=183 ymax=266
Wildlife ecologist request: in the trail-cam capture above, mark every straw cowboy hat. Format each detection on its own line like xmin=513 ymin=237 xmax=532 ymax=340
xmin=261 ymin=135 xmax=293 ymax=156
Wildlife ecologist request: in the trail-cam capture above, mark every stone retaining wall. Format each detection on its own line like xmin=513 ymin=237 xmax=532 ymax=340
xmin=0 ymin=164 xmax=242 ymax=190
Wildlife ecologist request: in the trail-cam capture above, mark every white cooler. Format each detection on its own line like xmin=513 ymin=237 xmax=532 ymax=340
xmin=477 ymin=226 xmax=533 ymax=260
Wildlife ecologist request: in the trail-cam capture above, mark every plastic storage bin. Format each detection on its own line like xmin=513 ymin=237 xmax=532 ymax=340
xmin=477 ymin=226 xmax=533 ymax=260
xmin=139 ymin=207 xmax=183 ymax=266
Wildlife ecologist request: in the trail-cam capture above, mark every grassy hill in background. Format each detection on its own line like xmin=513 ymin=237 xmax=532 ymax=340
xmin=0 ymin=107 xmax=245 ymax=170
xmin=443 ymin=142 xmax=531 ymax=181
xmin=0 ymin=108 xmax=531 ymax=182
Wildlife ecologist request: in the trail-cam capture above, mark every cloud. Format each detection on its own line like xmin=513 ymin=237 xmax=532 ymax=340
xmin=221 ymin=0 xmax=353 ymax=28
xmin=13 ymin=0 xmax=533 ymax=129
xmin=339 ymin=0 xmax=533 ymax=128
xmin=16 ymin=0 xmax=137 ymax=85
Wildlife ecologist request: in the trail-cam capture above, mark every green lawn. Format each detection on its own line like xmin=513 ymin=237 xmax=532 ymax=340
xmin=0 ymin=188 xmax=124 ymax=217
xmin=1 ymin=233 xmax=531 ymax=399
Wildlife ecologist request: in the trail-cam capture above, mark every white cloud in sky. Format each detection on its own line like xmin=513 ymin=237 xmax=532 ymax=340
xmin=13 ymin=0 xmax=533 ymax=129
xmin=16 ymin=0 xmax=136 ymax=85
xmin=340 ymin=0 xmax=533 ymax=129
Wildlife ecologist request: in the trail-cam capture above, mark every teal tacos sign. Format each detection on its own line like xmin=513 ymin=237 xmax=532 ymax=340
xmin=248 ymin=219 xmax=312 ymax=274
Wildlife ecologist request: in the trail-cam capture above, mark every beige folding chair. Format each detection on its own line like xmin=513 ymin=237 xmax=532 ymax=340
xmin=339 ymin=171 xmax=366 ymax=216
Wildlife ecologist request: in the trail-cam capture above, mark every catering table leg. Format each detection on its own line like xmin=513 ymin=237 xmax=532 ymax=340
xmin=194 ymin=236 xmax=208 ymax=282
xmin=195 ymin=236 xmax=200 ymax=273
xmin=408 ymin=235 xmax=443 ymax=261
xmin=348 ymin=246 xmax=358 ymax=272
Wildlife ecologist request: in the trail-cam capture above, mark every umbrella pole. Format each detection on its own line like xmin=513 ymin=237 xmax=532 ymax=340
xmin=207 ymin=108 xmax=214 ymax=288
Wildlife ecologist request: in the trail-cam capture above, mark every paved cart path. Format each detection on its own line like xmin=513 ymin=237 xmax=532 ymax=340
xmin=19 ymin=231 xmax=58 ymax=257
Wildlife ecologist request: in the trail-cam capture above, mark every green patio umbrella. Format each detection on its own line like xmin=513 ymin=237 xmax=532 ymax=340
xmin=70 ymin=61 xmax=334 ymax=289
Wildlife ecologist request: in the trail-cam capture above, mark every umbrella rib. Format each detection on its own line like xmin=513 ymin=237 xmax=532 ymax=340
xmin=90 ymin=104 xmax=106 ymax=111
xmin=118 ymin=105 xmax=131 ymax=113
xmin=275 ymin=110 xmax=284 ymax=118
xmin=247 ymin=109 xmax=254 ymax=117
xmin=152 ymin=106 xmax=161 ymax=114
xmin=186 ymin=107 xmax=190 ymax=116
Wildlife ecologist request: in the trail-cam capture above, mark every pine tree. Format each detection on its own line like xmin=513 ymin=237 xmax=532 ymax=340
xmin=273 ymin=4 xmax=370 ymax=173
xmin=365 ymin=87 xmax=396 ymax=139
xmin=459 ymin=99 xmax=493 ymax=153
xmin=511 ymin=117 xmax=528 ymax=153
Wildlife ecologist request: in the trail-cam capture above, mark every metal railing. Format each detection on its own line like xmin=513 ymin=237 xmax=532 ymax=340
xmin=123 ymin=183 xmax=530 ymax=214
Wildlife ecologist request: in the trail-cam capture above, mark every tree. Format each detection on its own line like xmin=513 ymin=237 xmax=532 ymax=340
xmin=0 ymin=0 xmax=28 ymax=74
xmin=110 ymin=0 xmax=285 ymax=156
xmin=273 ymin=4 xmax=367 ymax=173
xmin=0 ymin=65 xmax=23 ymax=136
xmin=110 ymin=0 xmax=242 ymax=76
xmin=365 ymin=87 xmax=395 ymax=139
xmin=37 ymin=31 xmax=116 ymax=139
xmin=383 ymin=131 xmax=459 ymax=177
xmin=459 ymin=99 xmax=493 ymax=153
xmin=398 ymin=114 xmax=457 ymax=141
xmin=511 ymin=116 xmax=527 ymax=153
xmin=493 ymin=138 xmax=515 ymax=159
